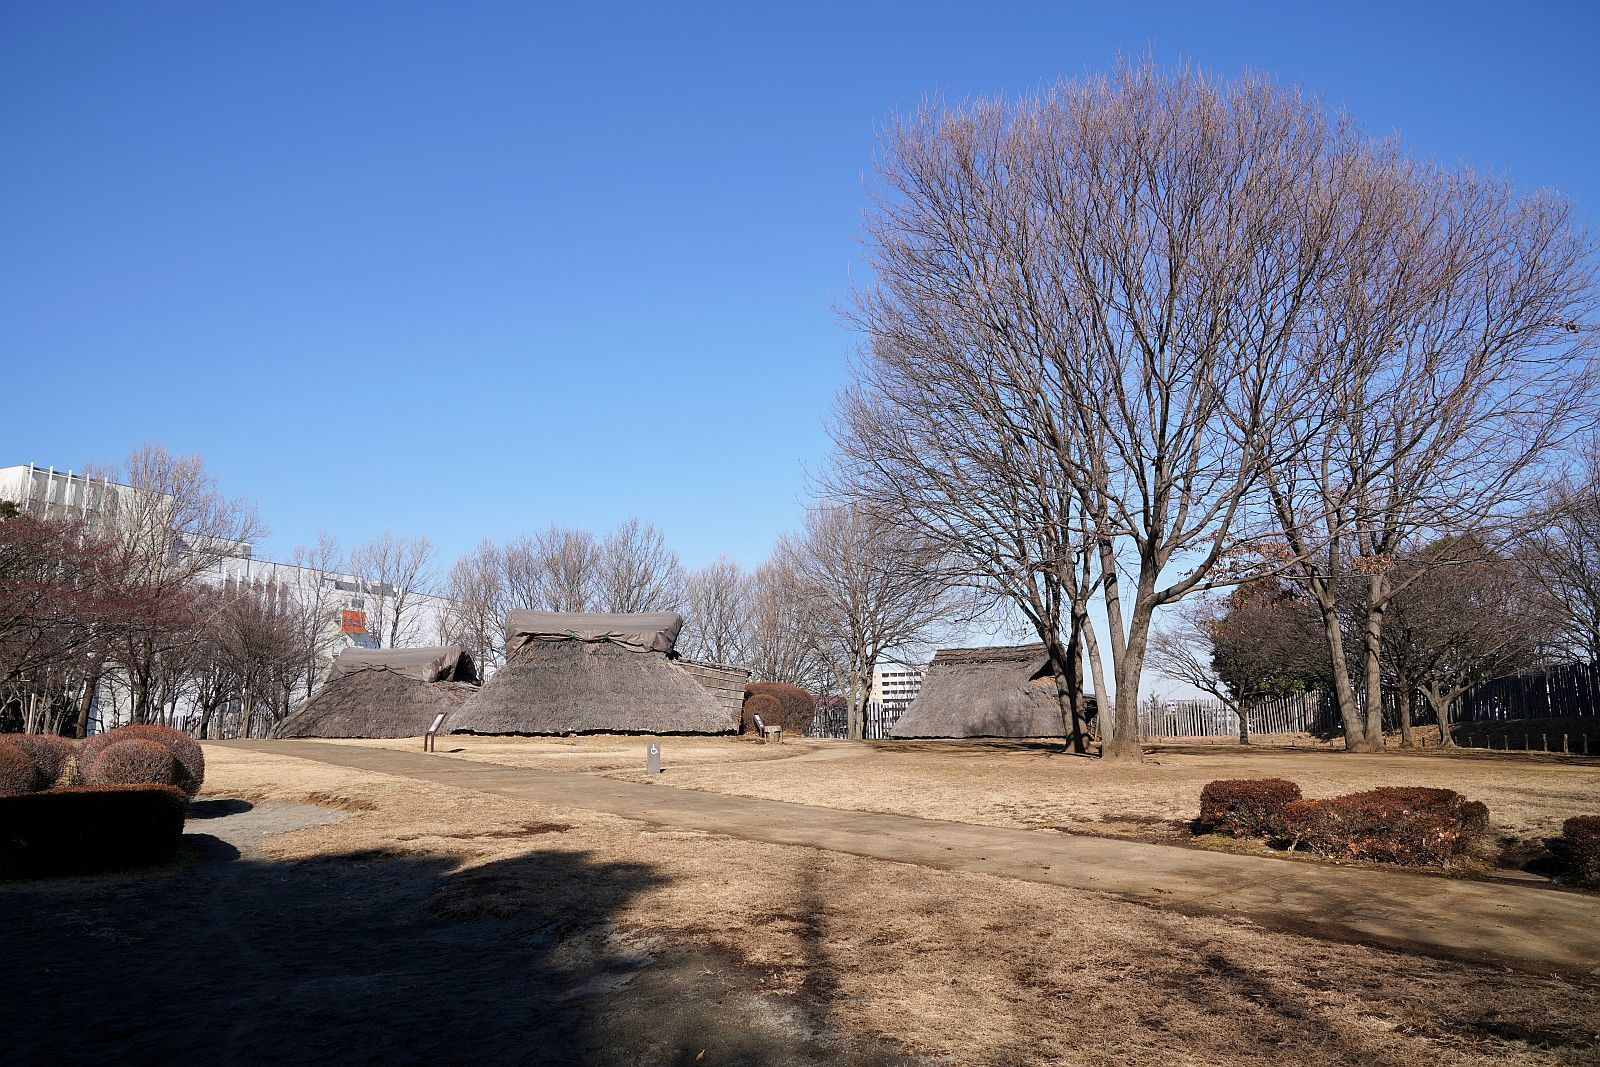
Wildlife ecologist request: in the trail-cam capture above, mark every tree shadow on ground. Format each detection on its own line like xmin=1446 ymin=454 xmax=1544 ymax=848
xmin=0 ymin=832 xmax=921 ymax=1066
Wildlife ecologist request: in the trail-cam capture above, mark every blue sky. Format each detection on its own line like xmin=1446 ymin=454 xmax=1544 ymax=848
xmin=4 ymin=1 xmax=1598 ymax=579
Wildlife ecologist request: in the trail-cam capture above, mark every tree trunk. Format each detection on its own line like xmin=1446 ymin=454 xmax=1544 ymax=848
xmin=1236 ymin=704 xmax=1251 ymax=746
xmin=74 ymin=671 xmax=98 ymax=737
xmin=1427 ymin=688 xmax=1456 ymax=747
xmin=1315 ymin=597 xmax=1369 ymax=752
xmin=1046 ymin=635 xmax=1087 ymax=755
xmin=1362 ymin=576 xmax=1388 ymax=750
xmin=1397 ymin=685 xmax=1415 ymax=748
xmin=1103 ymin=601 xmax=1154 ymax=764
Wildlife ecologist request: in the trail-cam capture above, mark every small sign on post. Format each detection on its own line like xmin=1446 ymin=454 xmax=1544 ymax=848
xmin=646 ymin=741 xmax=662 ymax=775
xmin=424 ymin=712 xmax=448 ymax=752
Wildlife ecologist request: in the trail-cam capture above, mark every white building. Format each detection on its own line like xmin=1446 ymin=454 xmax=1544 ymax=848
xmin=3 ymin=462 xmax=455 ymax=731
xmin=870 ymin=662 xmax=925 ymax=710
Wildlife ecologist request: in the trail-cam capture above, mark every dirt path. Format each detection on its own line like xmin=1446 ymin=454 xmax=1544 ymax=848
xmin=223 ymin=739 xmax=1600 ymax=975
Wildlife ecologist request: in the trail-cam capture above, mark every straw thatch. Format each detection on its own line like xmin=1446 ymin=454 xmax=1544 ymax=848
xmin=450 ymin=617 xmax=738 ymax=735
xmin=275 ymin=665 xmax=479 ymax=739
xmin=330 ymin=644 xmax=479 ymax=684
xmin=890 ymin=643 xmax=1093 ymax=739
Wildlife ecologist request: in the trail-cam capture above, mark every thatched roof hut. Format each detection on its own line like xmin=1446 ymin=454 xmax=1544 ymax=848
xmin=890 ymin=644 xmax=1092 ymax=739
xmin=274 ymin=645 xmax=479 ymax=739
xmin=449 ymin=611 xmax=738 ymax=735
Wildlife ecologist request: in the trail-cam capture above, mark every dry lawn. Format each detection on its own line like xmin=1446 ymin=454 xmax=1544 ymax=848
xmin=581 ymin=738 xmax=1600 ymax=852
xmin=191 ymin=744 xmax=1599 ymax=1066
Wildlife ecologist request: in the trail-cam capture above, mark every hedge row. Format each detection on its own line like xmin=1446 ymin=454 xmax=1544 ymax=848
xmin=743 ymin=682 xmax=815 ymax=737
xmin=0 ymin=784 xmax=188 ymax=878
xmin=0 ymin=725 xmax=205 ymax=798
xmin=1564 ymin=816 xmax=1600 ymax=887
xmin=1194 ymin=778 xmax=1488 ymax=867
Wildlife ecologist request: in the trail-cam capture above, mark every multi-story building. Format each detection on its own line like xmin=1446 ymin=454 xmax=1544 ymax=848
xmin=870 ymin=662 xmax=925 ymax=710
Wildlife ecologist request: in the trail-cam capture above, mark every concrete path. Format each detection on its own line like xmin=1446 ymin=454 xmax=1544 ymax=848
xmin=223 ymin=739 xmax=1600 ymax=975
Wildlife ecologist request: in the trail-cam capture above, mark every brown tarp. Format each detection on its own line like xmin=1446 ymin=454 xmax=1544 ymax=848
xmin=331 ymin=645 xmax=475 ymax=683
xmin=503 ymin=611 xmax=684 ymax=656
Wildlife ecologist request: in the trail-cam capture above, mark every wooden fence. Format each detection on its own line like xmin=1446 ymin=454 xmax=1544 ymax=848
xmin=807 ymin=700 xmax=905 ymax=740
xmin=1457 ymin=662 xmax=1598 ymax=723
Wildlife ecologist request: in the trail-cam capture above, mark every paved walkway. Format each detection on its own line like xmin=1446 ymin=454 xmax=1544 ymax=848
xmin=223 ymin=739 xmax=1600 ymax=975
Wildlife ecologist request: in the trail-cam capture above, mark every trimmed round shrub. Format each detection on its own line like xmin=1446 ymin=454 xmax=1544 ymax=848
xmin=743 ymin=694 xmax=783 ymax=736
xmin=0 ymin=784 xmax=188 ymax=877
xmin=79 ymin=724 xmax=204 ymax=797
xmin=1197 ymin=778 xmax=1302 ymax=837
xmin=1561 ymin=816 xmax=1600 ymax=887
xmin=743 ymin=682 xmax=815 ymax=736
xmin=1281 ymin=786 xmax=1489 ymax=866
xmin=84 ymin=739 xmax=179 ymax=789
xmin=0 ymin=734 xmax=78 ymax=789
xmin=0 ymin=744 xmax=39 ymax=796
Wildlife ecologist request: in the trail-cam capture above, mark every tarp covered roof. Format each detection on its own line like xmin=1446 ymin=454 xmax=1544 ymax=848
xmin=504 ymin=610 xmax=684 ymax=656
xmin=331 ymin=645 xmax=478 ymax=684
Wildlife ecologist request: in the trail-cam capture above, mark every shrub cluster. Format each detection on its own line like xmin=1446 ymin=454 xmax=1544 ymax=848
xmin=79 ymin=724 xmax=205 ymax=797
xmin=1197 ymin=778 xmax=1302 ymax=837
xmin=0 ymin=744 xmax=39 ymax=797
xmin=1562 ymin=816 xmax=1600 ymax=887
xmin=743 ymin=682 xmax=815 ymax=736
xmin=743 ymin=693 xmax=783 ymax=735
xmin=0 ymin=734 xmax=78 ymax=789
xmin=84 ymin=739 xmax=180 ymax=788
xmin=1282 ymin=786 xmax=1489 ymax=866
xmin=0 ymin=784 xmax=188 ymax=877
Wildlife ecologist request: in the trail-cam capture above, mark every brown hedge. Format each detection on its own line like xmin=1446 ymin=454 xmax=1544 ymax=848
xmin=743 ymin=694 xmax=783 ymax=736
xmin=743 ymin=682 xmax=815 ymax=736
xmin=1196 ymin=778 xmax=1302 ymax=837
xmin=0 ymin=734 xmax=78 ymax=789
xmin=79 ymin=724 xmax=205 ymax=797
xmin=0 ymin=784 xmax=188 ymax=877
xmin=0 ymin=744 xmax=38 ymax=796
xmin=1562 ymin=816 xmax=1600 ymax=887
xmin=1282 ymin=786 xmax=1489 ymax=866
xmin=84 ymin=739 xmax=180 ymax=788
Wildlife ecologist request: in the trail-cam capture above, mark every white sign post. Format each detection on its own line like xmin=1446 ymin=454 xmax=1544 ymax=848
xmin=424 ymin=713 xmax=448 ymax=752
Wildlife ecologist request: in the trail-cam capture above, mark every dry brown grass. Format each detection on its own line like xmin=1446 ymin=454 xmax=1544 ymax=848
xmin=201 ymin=745 xmax=1600 ymax=1066
xmin=598 ymin=739 xmax=1600 ymax=850
xmin=331 ymin=732 xmax=830 ymax=774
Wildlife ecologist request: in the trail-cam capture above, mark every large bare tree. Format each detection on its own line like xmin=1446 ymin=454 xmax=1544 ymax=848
xmin=1262 ymin=159 xmax=1596 ymax=751
xmin=1519 ymin=444 xmax=1600 ymax=665
xmin=844 ymin=61 xmax=1365 ymax=760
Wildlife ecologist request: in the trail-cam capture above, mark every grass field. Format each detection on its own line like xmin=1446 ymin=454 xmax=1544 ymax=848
xmin=9 ymin=737 xmax=1597 ymax=1064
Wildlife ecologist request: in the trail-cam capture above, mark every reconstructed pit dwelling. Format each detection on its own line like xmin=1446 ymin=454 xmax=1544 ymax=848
xmin=449 ymin=611 xmax=747 ymax=736
xmin=890 ymin=643 xmax=1093 ymax=739
xmin=275 ymin=645 xmax=481 ymax=739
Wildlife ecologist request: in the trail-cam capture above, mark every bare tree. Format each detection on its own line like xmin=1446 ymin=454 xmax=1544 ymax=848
xmin=97 ymin=444 xmax=263 ymax=722
xmin=596 ymin=518 xmax=684 ymax=613
xmin=286 ymin=532 xmax=345 ymax=699
xmin=514 ymin=526 xmax=601 ymax=612
xmin=679 ymin=556 xmax=752 ymax=665
xmin=746 ymin=554 xmax=828 ymax=692
xmin=1263 ymin=158 xmax=1596 ymax=751
xmin=440 ymin=538 xmax=510 ymax=672
xmin=1520 ymin=445 xmax=1600 ymax=665
xmin=350 ymin=530 xmax=436 ymax=648
xmin=780 ymin=503 xmax=969 ymax=739
xmin=845 ymin=61 xmax=1365 ymax=760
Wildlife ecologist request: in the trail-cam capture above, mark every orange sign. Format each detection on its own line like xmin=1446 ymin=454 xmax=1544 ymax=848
xmin=341 ymin=609 xmax=368 ymax=634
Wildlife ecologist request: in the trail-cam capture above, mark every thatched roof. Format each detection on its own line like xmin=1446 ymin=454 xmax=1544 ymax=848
xmin=449 ymin=639 xmax=736 ymax=735
xmin=890 ymin=643 xmax=1094 ymax=739
xmin=331 ymin=644 xmax=479 ymax=684
xmin=274 ymin=670 xmax=478 ymax=739
xmin=504 ymin=610 xmax=683 ymax=656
